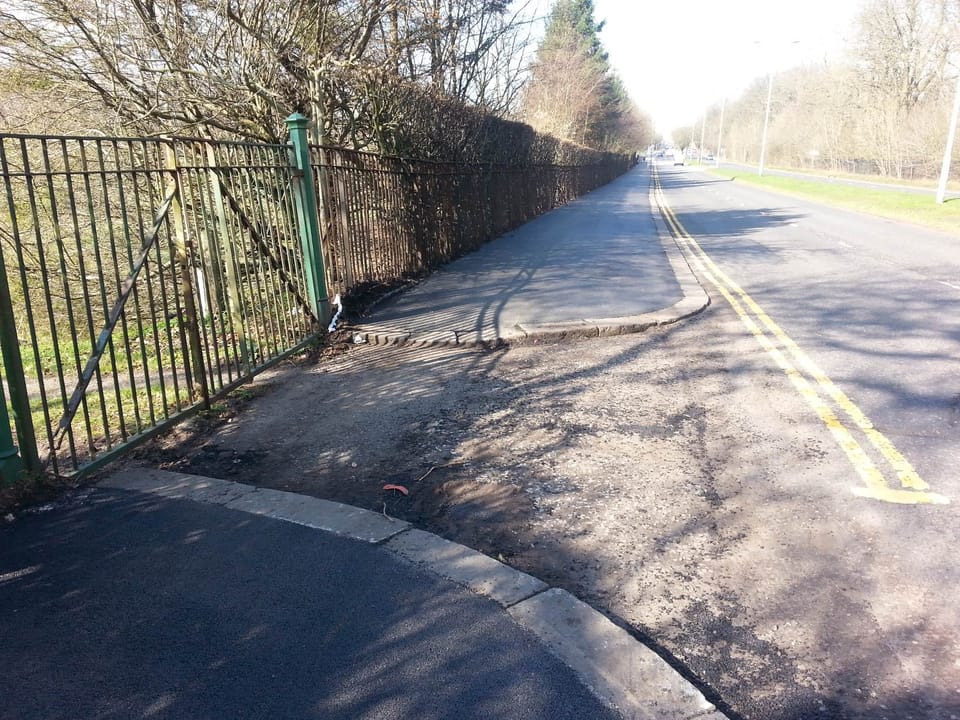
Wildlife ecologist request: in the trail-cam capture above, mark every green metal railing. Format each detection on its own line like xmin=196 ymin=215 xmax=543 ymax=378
xmin=0 ymin=129 xmax=322 ymax=480
xmin=1 ymin=116 xmax=630 ymax=484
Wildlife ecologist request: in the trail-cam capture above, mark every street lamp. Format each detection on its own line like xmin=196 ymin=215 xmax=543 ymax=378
xmin=715 ymin=97 xmax=726 ymax=167
xmin=699 ymin=114 xmax=706 ymax=165
xmin=755 ymin=40 xmax=799 ymax=177
xmin=758 ymin=71 xmax=774 ymax=176
xmin=936 ymin=71 xmax=960 ymax=204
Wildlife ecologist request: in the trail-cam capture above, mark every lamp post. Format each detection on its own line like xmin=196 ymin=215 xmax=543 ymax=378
xmin=715 ymin=97 xmax=726 ymax=167
xmin=936 ymin=71 xmax=960 ymax=205
xmin=699 ymin=114 xmax=706 ymax=165
xmin=755 ymin=40 xmax=799 ymax=177
xmin=758 ymin=71 xmax=774 ymax=176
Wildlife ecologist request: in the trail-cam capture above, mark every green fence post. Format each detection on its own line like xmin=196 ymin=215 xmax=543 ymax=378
xmin=0 ymin=250 xmax=37 ymax=484
xmin=0 ymin=380 xmax=25 ymax=486
xmin=285 ymin=112 xmax=330 ymax=327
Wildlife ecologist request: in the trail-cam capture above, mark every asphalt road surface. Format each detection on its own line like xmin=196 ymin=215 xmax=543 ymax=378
xmin=650 ymin=162 xmax=960 ymax=717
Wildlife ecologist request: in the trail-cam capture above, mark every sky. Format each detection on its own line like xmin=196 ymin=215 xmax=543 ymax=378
xmin=590 ymin=0 xmax=867 ymax=139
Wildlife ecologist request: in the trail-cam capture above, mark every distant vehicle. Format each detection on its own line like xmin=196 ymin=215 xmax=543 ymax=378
xmin=673 ymin=149 xmax=684 ymax=166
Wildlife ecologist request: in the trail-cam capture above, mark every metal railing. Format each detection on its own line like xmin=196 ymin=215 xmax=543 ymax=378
xmin=1 ymin=118 xmax=630 ymax=483
xmin=312 ymin=146 xmax=630 ymax=297
xmin=0 ymin=132 xmax=317 ymax=478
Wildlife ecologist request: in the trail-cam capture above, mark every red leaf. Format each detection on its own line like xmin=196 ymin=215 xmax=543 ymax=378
xmin=383 ymin=484 xmax=409 ymax=496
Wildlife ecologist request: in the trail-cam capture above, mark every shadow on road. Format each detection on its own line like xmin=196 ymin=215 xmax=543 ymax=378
xmin=60 ymin=163 xmax=960 ymax=720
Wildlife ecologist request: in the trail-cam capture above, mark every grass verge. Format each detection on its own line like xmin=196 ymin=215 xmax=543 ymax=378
xmin=705 ymin=168 xmax=960 ymax=236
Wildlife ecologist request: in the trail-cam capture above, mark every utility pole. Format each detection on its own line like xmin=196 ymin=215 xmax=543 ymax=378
xmin=755 ymin=40 xmax=798 ymax=177
xmin=936 ymin=71 xmax=960 ymax=205
xmin=759 ymin=71 xmax=773 ymax=176
xmin=699 ymin=114 xmax=706 ymax=165
xmin=715 ymin=97 xmax=726 ymax=167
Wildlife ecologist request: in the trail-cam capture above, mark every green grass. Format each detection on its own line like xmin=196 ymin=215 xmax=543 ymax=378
xmin=705 ymin=168 xmax=960 ymax=236
xmin=748 ymin=163 xmax=960 ymax=192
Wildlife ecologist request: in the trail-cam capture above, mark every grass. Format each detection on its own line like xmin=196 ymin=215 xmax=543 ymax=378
xmin=704 ymin=167 xmax=960 ymax=236
xmin=759 ymin=165 xmax=953 ymax=191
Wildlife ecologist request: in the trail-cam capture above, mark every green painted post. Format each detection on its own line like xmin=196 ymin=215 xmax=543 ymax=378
xmin=0 ymin=380 xmax=25 ymax=486
xmin=0 ymin=248 xmax=36 ymax=484
xmin=285 ymin=113 xmax=330 ymax=327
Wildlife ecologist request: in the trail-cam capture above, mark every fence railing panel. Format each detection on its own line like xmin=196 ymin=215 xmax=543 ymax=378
xmin=1 ymin=125 xmax=630 ymax=483
xmin=0 ymin=134 xmax=318 ymax=478
xmin=310 ymin=146 xmax=629 ymax=298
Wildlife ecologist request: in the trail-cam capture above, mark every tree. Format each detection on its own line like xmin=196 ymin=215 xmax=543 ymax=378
xmin=520 ymin=0 xmax=651 ymax=150
xmin=0 ymin=0 xmax=539 ymax=148
xmin=853 ymin=0 xmax=960 ymax=175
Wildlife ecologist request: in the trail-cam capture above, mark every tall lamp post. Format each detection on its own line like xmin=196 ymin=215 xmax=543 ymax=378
xmin=699 ymin=114 xmax=706 ymax=165
xmin=715 ymin=97 xmax=725 ymax=167
xmin=758 ymin=72 xmax=774 ymax=176
xmin=756 ymin=40 xmax=799 ymax=177
xmin=936 ymin=71 xmax=960 ymax=205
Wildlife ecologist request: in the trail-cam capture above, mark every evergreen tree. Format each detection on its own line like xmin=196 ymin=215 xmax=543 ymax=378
xmin=521 ymin=0 xmax=651 ymax=151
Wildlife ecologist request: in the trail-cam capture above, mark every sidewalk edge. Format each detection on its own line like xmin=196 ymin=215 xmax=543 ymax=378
xmin=103 ymin=468 xmax=729 ymax=720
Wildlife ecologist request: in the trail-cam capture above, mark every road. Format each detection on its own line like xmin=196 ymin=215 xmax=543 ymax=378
xmin=647 ymin=162 xmax=960 ymax=717
xmin=657 ymin=162 xmax=960 ymax=500
xmin=128 ymin=163 xmax=960 ymax=720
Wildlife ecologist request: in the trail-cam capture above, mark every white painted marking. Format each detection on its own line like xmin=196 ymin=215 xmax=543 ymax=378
xmin=838 ymin=241 xmax=853 ymax=249
xmin=938 ymin=281 xmax=960 ymax=291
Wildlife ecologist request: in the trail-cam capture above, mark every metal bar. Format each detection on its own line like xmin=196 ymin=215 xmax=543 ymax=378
xmin=0 ymin=139 xmax=40 ymax=473
xmin=60 ymin=139 xmax=104 ymax=455
xmin=178 ymin=143 xmax=224 ymax=392
xmin=108 ymin=139 xmax=145 ymax=438
xmin=164 ymin=143 xmax=210 ymax=406
xmin=39 ymin=138 xmax=82 ymax=466
xmin=20 ymin=138 xmax=70 ymax=473
xmin=254 ymin=144 xmax=295 ymax=347
xmin=51 ymin=186 xmax=176 ymax=453
xmin=233 ymin=149 xmax=279 ymax=360
xmin=76 ymin=140 xmax=116 ymax=448
xmin=142 ymin=141 xmax=182 ymax=417
xmin=94 ymin=139 xmax=133 ymax=442
xmin=205 ymin=144 xmax=251 ymax=375
xmin=209 ymin=168 xmax=316 ymax=323
xmin=124 ymin=141 xmax=160 ymax=427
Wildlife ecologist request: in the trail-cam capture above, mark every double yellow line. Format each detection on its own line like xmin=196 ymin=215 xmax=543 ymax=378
xmin=652 ymin=166 xmax=948 ymax=505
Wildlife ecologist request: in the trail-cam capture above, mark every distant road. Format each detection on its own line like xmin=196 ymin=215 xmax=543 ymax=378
xmin=713 ymin=161 xmax=960 ymax=200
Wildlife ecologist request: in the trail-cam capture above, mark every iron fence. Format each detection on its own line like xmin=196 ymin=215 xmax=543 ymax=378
xmin=0 ymin=133 xmax=317 ymax=478
xmin=312 ymin=146 xmax=630 ymax=297
xmin=1 ymin=120 xmax=630 ymax=482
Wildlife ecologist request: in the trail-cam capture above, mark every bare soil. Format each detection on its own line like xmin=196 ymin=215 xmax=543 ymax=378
xmin=111 ymin=310 xmax=960 ymax=720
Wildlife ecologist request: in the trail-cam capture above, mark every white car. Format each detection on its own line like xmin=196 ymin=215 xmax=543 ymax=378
xmin=673 ymin=149 xmax=684 ymax=166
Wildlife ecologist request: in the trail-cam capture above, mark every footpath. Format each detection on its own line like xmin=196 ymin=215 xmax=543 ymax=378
xmin=0 ymin=166 xmax=723 ymax=720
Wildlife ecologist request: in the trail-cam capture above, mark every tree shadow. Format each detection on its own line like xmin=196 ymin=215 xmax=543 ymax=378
xmin=13 ymin=160 xmax=958 ymax=719
xmin=0 ymin=488 xmax=619 ymax=720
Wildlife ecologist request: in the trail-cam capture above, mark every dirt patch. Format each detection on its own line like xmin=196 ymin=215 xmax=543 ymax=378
xmin=101 ymin=312 xmax=960 ymax=720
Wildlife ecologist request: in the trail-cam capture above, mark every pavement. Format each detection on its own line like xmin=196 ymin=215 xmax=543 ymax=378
xmin=355 ymin=164 xmax=708 ymax=346
xmin=0 ymin=165 xmax=724 ymax=720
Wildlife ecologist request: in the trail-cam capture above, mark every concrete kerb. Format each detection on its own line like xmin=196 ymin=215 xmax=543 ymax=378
xmin=103 ymin=469 xmax=727 ymax=720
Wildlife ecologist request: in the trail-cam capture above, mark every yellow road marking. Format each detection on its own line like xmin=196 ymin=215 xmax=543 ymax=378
xmin=652 ymin=166 xmax=948 ymax=505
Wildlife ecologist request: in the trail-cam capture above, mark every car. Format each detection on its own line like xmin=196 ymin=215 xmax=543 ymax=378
xmin=673 ymin=149 xmax=684 ymax=166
